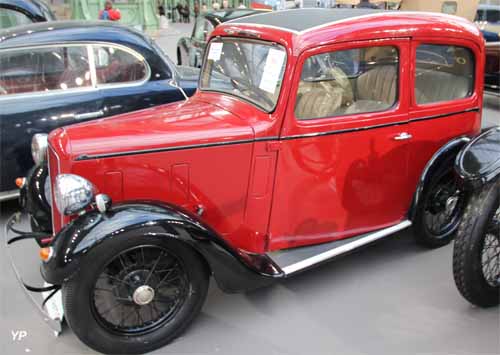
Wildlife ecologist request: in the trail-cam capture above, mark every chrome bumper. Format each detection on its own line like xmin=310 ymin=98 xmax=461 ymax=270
xmin=5 ymin=212 xmax=62 ymax=335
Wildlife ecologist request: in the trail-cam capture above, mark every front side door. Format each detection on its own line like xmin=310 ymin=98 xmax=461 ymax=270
xmin=268 ymin=38 xmax=413 ymax=251
xmin=91 ymin=43 xmax=184 ymax=117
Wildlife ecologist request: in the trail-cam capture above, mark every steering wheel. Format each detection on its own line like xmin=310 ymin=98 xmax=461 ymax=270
xmin=230 ymin=78 xmax=275 ymax=109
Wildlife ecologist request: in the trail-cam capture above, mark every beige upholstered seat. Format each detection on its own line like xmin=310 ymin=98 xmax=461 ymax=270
xmin=415 ymin=69 xmax=471 ymax=104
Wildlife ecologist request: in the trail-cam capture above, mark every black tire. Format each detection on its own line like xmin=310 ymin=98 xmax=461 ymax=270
xmin=453 ymin=181 xmax=500 ymax=307
xmin=414 ymin=159 xmax=466 ymax=248
xmin=177 ymin=48 xmax=182 ymax=66
xmin=62 ymin=233 xmax=209 ymax=354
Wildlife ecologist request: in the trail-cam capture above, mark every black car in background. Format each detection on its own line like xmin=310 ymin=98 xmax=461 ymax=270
xmin=0 ymin=0 xmax=55 ymax=28
xmin=0 ymin=21 xmax=199 ymax=201
xmin=176 ymin=9 xmax=268 ymax=67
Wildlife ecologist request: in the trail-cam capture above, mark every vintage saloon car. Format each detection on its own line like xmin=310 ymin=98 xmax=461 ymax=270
xmin=7 ymin=8 xmax=484 ymax=354
xmin=0 ymin=21 xmax=198 ymax=201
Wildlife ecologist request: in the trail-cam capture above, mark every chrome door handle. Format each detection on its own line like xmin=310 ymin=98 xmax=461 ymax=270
xmin=74 ymin=110 xmax=104 ymax=120
xmin=393 ymin=132 xmax=413 ymax=141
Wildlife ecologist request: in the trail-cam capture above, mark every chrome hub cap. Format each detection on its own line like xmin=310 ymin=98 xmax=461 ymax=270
xmin=445 ymin=195 xmax=459 ymax=215
xmin=133 ymin=285 xmax=155 ymax=305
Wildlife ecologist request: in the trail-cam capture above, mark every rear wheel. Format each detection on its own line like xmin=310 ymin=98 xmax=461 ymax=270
xmin=453 ymin=181 xmax=500 ymax=307
xmin=414 ymin=161 xmax=466 ymax=248
xmin=62 ymin=233 xmax=209 ymax=354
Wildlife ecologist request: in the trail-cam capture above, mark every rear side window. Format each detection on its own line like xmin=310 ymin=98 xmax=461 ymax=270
xmin=415 ymin=44 xmax=475 ymax=105
xmin=295 ymin=46 xmax=399 ymax=120
xmin=93 ymin=45 xmax=149 ymax=85
xmin=0 ymin=45 xmax=91 ymax=95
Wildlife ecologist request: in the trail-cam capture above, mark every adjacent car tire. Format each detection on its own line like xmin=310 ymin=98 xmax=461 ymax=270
xmin=453 ymin=181 xmax=500 ymax=307
xmin=62 ymin=233 xmax=209 ymax=354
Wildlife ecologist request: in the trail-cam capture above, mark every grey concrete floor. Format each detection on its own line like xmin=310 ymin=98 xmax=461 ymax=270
xmin=1 ymin=23 xmax=500 ymax=355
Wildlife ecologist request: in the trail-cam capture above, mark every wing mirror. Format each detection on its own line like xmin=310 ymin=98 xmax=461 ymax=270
xmin=168 ymin=78 xmax=189 ymax=101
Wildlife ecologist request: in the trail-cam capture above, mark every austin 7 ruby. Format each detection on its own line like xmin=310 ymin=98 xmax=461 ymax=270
xmin=7 ymin=8 xmax=485 ymax=354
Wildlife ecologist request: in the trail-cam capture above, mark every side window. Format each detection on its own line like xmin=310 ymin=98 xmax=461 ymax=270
xmin=295 ymin=46 xmax=399 ymax=120
xmin=415 ymin=44 xmax=474 ymax=105
xmin=0 ymin=45 xmax=91 ymax=96
xmin=0 ymin=8 xmax=32 ymax=29
xmin=486 ymin=9 xmax=500 ymax=23
xmin=93 ymin=45 xmax=148 ymax=85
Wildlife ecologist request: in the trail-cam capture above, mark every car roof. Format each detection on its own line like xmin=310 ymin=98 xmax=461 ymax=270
xmin=0 ymin=0 xmax=55 ymax=21
xmin=204 ymin=8 xmax=269 ymax=26
xmin=227 ymin=8 xmax=382 ymax=32
xmin=220 ymin=9 xmax=483 ymax=52
xmin=0 ymin=20 xmax=152 ymax=50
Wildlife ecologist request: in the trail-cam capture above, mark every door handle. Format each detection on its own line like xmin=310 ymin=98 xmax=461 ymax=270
xmin=393 ymin=132 xmax=413 ymax=141
xmin=74 ymin=110 xmax=104 ymax=120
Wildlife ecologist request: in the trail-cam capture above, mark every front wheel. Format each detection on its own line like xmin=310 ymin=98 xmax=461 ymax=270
xmin=453 ymin=181 xmax=500 ymax=307
xmin=62 ymin=233 xmax=209 ymax=354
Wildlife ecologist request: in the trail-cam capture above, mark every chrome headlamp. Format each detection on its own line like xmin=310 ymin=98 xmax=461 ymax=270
xmin=54 ymin=174 xmax=95 ymax=215
xmin=31 ymin=133 xmax=48 ymax=165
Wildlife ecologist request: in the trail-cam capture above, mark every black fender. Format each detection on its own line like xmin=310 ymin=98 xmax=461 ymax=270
xmin=21 ymin=162 xmax=52 ymax=233
xmin=176 ymin=37 xmax=190 ymax=65
xmin=455 ymin=126 xmax=500 ymax=190
xmin=41 ymin=202 xmax=283 ymax=293
xmin=409 ymin=136 xmax=471 ymax=221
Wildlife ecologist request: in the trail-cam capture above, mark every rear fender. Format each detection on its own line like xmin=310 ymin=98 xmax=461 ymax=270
xmin=41 ymin=202 xmax=282 ymax=293
xmin=409 ymin=136 xmax=471 ymax=221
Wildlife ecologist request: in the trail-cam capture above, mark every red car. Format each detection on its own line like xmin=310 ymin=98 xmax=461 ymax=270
xmin=8 ymin=8 xmax=484 ymax=354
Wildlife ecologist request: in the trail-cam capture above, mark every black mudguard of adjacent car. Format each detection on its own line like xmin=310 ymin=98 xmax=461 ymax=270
xmin=41 ymin=202 xmax=283 ymax=293
xmin=455 ymin=126 xmax=500 ymax=189
xmin=21 ymin=163 xmax=52 ymax=233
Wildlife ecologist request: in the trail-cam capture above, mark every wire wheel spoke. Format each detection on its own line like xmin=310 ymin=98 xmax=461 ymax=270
xmin=92 ymin=244 xmax=189 ymax=334
xmin=482 ymin=233 xmax=500 ymax=286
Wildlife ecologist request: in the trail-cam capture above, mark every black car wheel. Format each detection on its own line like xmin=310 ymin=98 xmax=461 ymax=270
xmin=453 ymin=181 xmax=500 ymax=307
xmin=62 ymin=233 xmax=209 ymax=354
xmin=414 ymin=161 xmax=467 ymax=248
xmin=177 ymin=48 xmax=182 ymax=66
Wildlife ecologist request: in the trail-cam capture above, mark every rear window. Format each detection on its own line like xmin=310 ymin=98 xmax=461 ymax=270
xmin=415 ymin=44 xmax=475 ymax=105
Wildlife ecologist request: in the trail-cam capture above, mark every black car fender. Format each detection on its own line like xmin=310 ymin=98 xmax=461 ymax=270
xmin=21 ymin=163 xmax=52 ymax=233
xmin=41 ymin=202 xmax=282 ymax=293
xmin=409 ymin=135 xmax=471 ymax=221
xmin=455 ymin=126 xmax=500 ymax=190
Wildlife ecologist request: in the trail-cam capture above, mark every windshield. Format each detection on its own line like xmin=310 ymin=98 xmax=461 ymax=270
xmin=200 ymin=38 xmax=287 ymax=112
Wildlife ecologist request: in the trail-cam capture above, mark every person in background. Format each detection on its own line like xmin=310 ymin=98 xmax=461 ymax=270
xmin=201 ymin=2 xmax=208 ymax=12
xmin=182 ymin=3 xmax=190 ymax=22
xmin=194 ymin=1 xmax=200 ymax=18
xmin=159 ymin=3 xmax=168 ymax=29
xmin=238 ymin=1 xmax=246 ymax=8
xmin=222 ymin=0 xmax=229 ymax=9
xmin=176 ymin=2 xmax=183 ymax=21
xmin=212 ymin=0 xmax=221 ymax=10
xmin=357 ymin=0 xmax=378 ymax=9
xmin=99 ymin=0 xmax=121 ymax=21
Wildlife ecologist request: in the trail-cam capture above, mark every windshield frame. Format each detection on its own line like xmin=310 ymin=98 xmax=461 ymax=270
xmin=199 ymin=37 xmax=288 ymax=113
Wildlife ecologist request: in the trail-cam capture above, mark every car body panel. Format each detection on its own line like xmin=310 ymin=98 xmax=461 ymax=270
xmin=0 ymin=0 xmax=55 ymax=26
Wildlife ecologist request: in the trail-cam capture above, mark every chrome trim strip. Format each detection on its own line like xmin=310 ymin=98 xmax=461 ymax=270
xmin=409 ymin=107 xmax=480 ymax=123
xmin=280 ymin=221 xmax=412 ymax=276
xmin=87 ymin=44 xmax=98 ymax=88
xmin=0 ymin=189 xmax=19 ymax=201
xmin=75 ymin=136 xmax=280 ymax=161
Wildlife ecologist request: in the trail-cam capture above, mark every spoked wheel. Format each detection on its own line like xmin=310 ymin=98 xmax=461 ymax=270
xmin=63 ymin=234 xmax=209 ymax=354
xmin=92 ymin=245 xmax=188 ymax=335
xmin=453 ymin=181 xmax=500 ymax=307
xmin=415 ymin=163 xmax=467 ymax=248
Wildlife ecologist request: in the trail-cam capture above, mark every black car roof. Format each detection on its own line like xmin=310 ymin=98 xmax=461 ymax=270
xmin=227 ymin=8 xmax=383 ymax=33
xmin=0 ymin=20 xmax=152 ymax=49
xmin=204 ymin=8 xmax=269 ymax=26
xmin=0 ymin=0 xmax=55 ymax=21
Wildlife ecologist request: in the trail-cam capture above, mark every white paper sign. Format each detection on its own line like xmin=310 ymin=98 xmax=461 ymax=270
xmin=42 ymin=283 xmax=64 ymax=321
xmin=259 ymin=48 xmax=286 ymax=94
xmin=208 ymin=42 xmax=223 ymax=61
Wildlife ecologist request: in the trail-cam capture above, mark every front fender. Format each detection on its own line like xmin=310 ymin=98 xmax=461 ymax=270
xmin=455 ymin=126 xmax=500 ymax=190
xmin=22 ymin=163 xmax=52 ymax=232
xmin=42 ymin=202 xmax=282 ymax=293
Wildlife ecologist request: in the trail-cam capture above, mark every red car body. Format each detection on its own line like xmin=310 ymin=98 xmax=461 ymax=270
xmin=48 ymin=11 xmax=483 ymax=254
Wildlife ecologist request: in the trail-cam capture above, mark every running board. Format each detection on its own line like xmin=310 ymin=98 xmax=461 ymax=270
xmin=267 ymin=221 xmax=412 ymax=276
